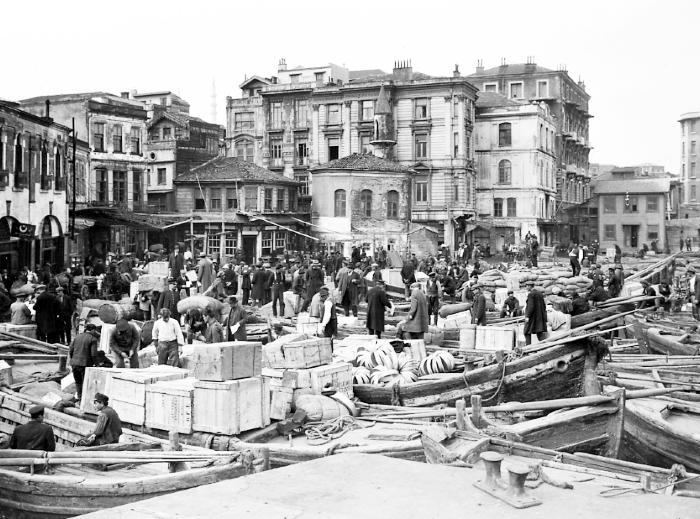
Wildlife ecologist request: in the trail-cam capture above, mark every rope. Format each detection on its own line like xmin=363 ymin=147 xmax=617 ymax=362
xmin=481 ymin=360 xmax=508 ymax=403
xmin=303 ymin=416 xmax=369 ymax=445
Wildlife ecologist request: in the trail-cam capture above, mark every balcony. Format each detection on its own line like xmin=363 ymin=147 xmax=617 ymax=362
xmin=269 ymin=158 xmax=284 ymax=169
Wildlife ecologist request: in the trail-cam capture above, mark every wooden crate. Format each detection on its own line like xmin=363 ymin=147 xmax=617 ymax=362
xmin=459 ymin=325 xmax=477 ymax=351
xmin=308 ymin=362 xmax=353 ymax=398
xmin=145 ymin=377 xmax=196 ymax=434
xmin=193 ymin=377 xmax=270 ymax=434
xmin=79 ymin=367 xmax=124 ymax=413
xmin=475 ymin=326 xmax=515 ymax=352
xmin=263 ymin=338 xmax=332 ymax=369
xmin=269 ymin=386 xmax=294 ymax=421
xmin=0 ymin=323 xmax=37 ymax=339
xmin=147 ymin=261 xmax=170 ymax=277
xmin=106 ymin=366 xmax=189 ymax=426
xmin=138 ymin=274 xmax=168 ymax=292
xmin=192 ymin=341 xmax=262 ymax=381
xmin=0 ymin=361 xmax=12 ymax=386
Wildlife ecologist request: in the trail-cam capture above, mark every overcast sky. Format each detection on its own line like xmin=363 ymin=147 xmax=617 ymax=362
xmin=2 ymin=0 xmax=695 ymax=172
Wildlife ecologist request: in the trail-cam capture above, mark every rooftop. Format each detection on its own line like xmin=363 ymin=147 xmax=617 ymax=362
xmin=176 ymin=156 xmax=300 ymax=185
xmin=594 ymin=176 xmax=671 ymax=194
xmin=469 ymin=63 xmax=555 ymax=77
xmin=313 ymin=153 xmax=414 ymax=172
xmin=475 ymin=91 xmax=528 ymax=108
xmin=148 ymin=111 xmax=220 ymax=130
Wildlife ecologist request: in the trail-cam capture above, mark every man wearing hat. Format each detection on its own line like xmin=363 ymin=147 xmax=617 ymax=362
xmin=262 ymin=263 xmax=275 ymax=306
xmin=70 ymin=323 xmax=100 ymax=401
xmin=301 ymin=260 xmax=324 ymax=312
xmin=500 ymin=290 xmax=521 ymax=318
xmin=86 ymin=393 xmax=122 ymax=446
xmin=366 ymin=280 xmax=393 ymax=338
xmin=317 ymin=287 xmax=337 ymax=339
xmin=335 ymin=260 xmax=352 ymax=314
xmin=197 ymin=252 xmax=215 ymax=294
xmin=153 ymin=308 xmax=185 ymax=366
xmin=55 ymin=286 xmax=74 ymax=345
xmin=10 ymin=405 xmax=55 ymax=451
xmin=155 ymin=278 xmax=180 ymax=322
xmin=10 ymin=294 xmax=32 ymax=325
xmin=402 ymin=283 xmax=429 ymax=339
xmin=471 ymin=285 xmax=487 ymax=326
xmin=34 ymin=284 xmax=61 ymax=344
xmin=271 ymin=265 xmax=286 ymax=318
xmin=425 ymin=272 xmax=442 ymax=326
xmin=109 ymin=319 xmax=140 ymax=368
xmin=524 ymin=282 xmax=547 ymax=345
xmin=240 ymin=263 xmax=252 ymax=306
xmin=226 ymin=296 xmax=248 ymax=341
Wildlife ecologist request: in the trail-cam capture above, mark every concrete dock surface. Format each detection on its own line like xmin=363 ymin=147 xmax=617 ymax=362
xmin=78 ymin=453 xmax=698 ymax=518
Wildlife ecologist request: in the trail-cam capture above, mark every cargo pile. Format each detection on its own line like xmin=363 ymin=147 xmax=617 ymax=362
xmin=475 ymin=268 xmax=594 ymax=298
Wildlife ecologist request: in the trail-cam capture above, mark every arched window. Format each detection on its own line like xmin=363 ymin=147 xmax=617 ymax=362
xmin=387 ymin=190 xmax=399 ymax=219
xmin=498 ymin=159 xmax=511 ymax=184
xmin=40 ymin=143 xmax=49 ymax=190
xmin=360 ymin=189 xmax=372 ymax=217
xmin=334 ymin=189 xmax=346 ymax=217
xmin=235 ymin=139 xmax=254 ymax=162
xmin=498 ymin=123 xmax=511 ymax=147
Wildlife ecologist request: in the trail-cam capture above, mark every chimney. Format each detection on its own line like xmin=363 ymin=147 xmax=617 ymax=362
xmin=278 ymin=58 xmax=287 ymax=72
xmin=499 ymin=58 xmax=507 ymax=69
xmin=44 ymin=99 xmax=50 ymax=118
xmin=475 ymin=59 xmax=484 ymax=74
xmin=525 ymin=56 xmax=536 ymax=72
xmin=453 ymin=64 xmax=461 ymax=78
xmin=120 ymin=91 xmax=130 ymax=99
xmin=392 ymin=60 xmax=414 ymax=82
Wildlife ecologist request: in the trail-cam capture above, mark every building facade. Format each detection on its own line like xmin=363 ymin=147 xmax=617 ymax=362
xmin=468 ymin=59 xmax=592 ymax=243
xmin=679 ymin=112 xmax=700 ymax=208
xmin=0 ymin=100 xmax=71 ymax=274
xmin=474 ymin=92 xmax=557 ymax=250
xmin=21 ymin=93 xmax=149 ymax=258
xmin=310 ymin=153 xmax=413 ymax=256
xmin=172 ymin=156 xmax=309 ymax=264
xmin=595 ymin=167 xmax=673 ymax=252
xmin=226 ymin=60 xmax=479 ymax=251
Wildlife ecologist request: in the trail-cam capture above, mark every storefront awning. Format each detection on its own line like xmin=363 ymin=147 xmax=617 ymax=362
xmin=73 ymin=207 xmax=179 ymax=230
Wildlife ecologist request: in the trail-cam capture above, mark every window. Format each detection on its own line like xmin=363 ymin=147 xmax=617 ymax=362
xmin=93 ymin=123 xmax=105 ymax=152
xmin=692 ymin=162 xmax=697 ymax=177
xmin=264 ymin=188 xmax=273 ymax=210
xmin=498 ymin=123 xmax=511 ymax=147
xmin=207 ymin=234 xmax=220 ymax=256
xmin=507 ymin=198 xmax=517 ymax=217
xmin=270 ymin=102 xmax=283 ymax=128
xmin=40 ymin=145 xmax=49 ymax=190
xmin=290 ymin=74 xmax=300 ymax=84
xmin=315 ymin=72 xmax=325 ymax=85
xmin=483 ymin=83 xmax=497 ymax=93
xmin=692 ymin=185 xmax=697 ymax=201
xmin=327 ymin=104 xmax=341 ymax=124
xmin=414 ymin=98 xmax=429 ymax=119
xmin=509 ymin=82 xmax=523 ymax=99
xmin=289 ymin=187 xmax=299 ymax=208
xmin=160 ymin=97 xmax=167 ymax=106
xmin=328 ymin=137 xmax=339 ymax=160
xmin=113 ymin=170 xmax=126 ymax=204
xmin=683 ymin=164 xmax=686 ymax=178
xmin=416 ymin=181 xmax=428 ymax=203
xmin=603 ymin=196 xmax=617 ymax=213
xmin=646 ymin=195 xmax=659 ymax=212
xmin=387 ymin=190 xmax=399 ymax=219
xmin=162 ymin=127 xmax=172 ymax=140
xmin=415 ymin=134 xmax=428 ymax=160
xmin=295 ymin=172 xmax=309 ymax=196
xmin=235 ymin=139 xmax=254 ymax=162
xmin=693 ymin=141 xmax=697 ymax=155
xmin=112 ymin=126 xmax=123 ymax=152
xmin=194 ymin=190 xmax=206 ymax=210
xmin=498 ymin=159 xmax=511 ymax=184
xmin=682 ymin=142 xmax=686 ymax=157
xmin=453 ymin=184 xmax=459 ymax=202
xmin=245 ymin=186 xmax=258 ymax=211
xmin=96 ymin=169 xmax=108 ymax=202
xmin=294 ymin=100 xmax=308 ymax=127
xmin=453 ymin=132 xmax=459 ymax=157
xmin=277 ymin=188 xmax=285 ymax=210
xmin=359 ymin=189 xmax=372 ymax=217
xmin=334 ymin=189 xmax=346 ymax=217
xmin=129 ymin=127 xmax=141 ymax=155
xmin=647 ymin=225 xmax=659 ymax=241
xmin=75 ymin=161 xmax=86 ymax=197
xmin=624 ymin=196 xmax=639 ymax=212
xmin=692 ymin=120 xmax=697 ymax=133
xmin=536 ymin=80 xmax=548 ymax=97
xmin=261 ymin=231 xmax=272 ymax=251
xmin=493 ymin=198 xmax=503 ymax=217
xmin=157 ymin=168 xmax=166 ymax=185
xmin=360 ymin=134 xmax=371 ymax=154
xmin=234 ymin=112 xmax=254 ymax=131
xmin=225 ymin=235 xmax=238 ymax=256
xmin=150 ymin=129 xmax=160 ymax=141
xmin=210 ymin=188 xmax=222 ymax=210
xmin=0 ymin=135 xmax=5 ymax=172
xmin=604 ymin=224 xmax=616 ymax=241
xmin=361 ymin=100 xmax=374 ymax=121
xmin=275 ymin=232 xmax=286 ymax=249
xmin=226 ymin=188 xmax=238 ymax=209
xmin=132 ymin=170 xmax=142 ymax=203
xmin=270 ymin=136 xmax=283 ymax=159
xmin=295 ymin=138 xmax=308 ymax=165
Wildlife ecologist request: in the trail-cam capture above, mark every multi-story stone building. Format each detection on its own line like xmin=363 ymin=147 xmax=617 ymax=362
xmin=21 ymin=93 xmax=148 ymax=258
xmin=226 ymin=60 xmax=479 ymax=250
xmin=679 ymin=112 xmax=700 ymax=207
xmin=468 ymin=59 xmax=592 ymax=243
xmin=473 ymin=92 xmax=557 ymax=250
xmin=0 ymin=99 xmax=72 ymax=274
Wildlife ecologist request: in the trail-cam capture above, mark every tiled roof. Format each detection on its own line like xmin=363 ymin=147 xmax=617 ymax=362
xmin=475 ymin=91 xmax=527 ymax=108
xmin=20 ymin=92 xmax=108 ymax=104
xmin=148 ymin=111 xmax=220 ymax=129
xmin=468 ymin=63 xmax=555 ymax=77
xmin=594 ymin=177 xmax=671 ymax=194
xmin=313 ymin=153 xmax=414 ymax=172
xmin=175 ymin=156 xmax=301 ymax=185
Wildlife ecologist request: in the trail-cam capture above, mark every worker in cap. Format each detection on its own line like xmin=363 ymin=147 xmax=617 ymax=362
xmin=110 ymin=319 xmax=140 ymax=368
xmin=86 ymin=393 xmax=122 ymax=446
xmin=317 ymin=286 xmax=337 ymax=339
xmin=501 ymin=289 xmax=522 ymax=318
xmin=9 ymin=405 xmax=55 ymax=452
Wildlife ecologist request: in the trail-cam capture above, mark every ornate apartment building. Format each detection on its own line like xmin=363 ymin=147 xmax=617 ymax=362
xmin=226 ymin=60 xmax=479 ymax=250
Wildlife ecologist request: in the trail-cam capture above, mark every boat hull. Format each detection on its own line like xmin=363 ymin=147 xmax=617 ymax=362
xmin=646 ymin=328 xmax=699 ymax=356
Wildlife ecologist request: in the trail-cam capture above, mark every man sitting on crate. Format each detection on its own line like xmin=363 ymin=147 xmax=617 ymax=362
xmin=85 ymin=393 xmax=122 ymax=446
xmin=110 ymin=319 xmax=140 ymax=368
xmin=500 ymin=290 xmax=522 ymax=318
xmin=153 ymin=308 xmax=185 ymax=366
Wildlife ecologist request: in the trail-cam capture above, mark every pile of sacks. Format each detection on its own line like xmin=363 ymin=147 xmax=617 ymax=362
xmin=476 ymin=267 xmax=593 ymax=298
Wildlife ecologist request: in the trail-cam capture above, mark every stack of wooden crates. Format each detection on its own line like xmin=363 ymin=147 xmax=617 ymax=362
xmin=262 ymin=334 xmax=353 ymax=420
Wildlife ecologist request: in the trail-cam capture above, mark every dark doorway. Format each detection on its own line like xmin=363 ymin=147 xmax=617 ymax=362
xmin=242 ymin=235 xmax=257 ymax=265
xmin=623 ymin=225 xmax=639 ymax=249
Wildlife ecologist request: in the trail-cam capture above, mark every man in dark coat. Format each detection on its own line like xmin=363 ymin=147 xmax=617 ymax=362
xmin=271 ymin=265 xmax=286 ymax=317
xmin=155 ymin=280 xmax=180 ymax=322
xmin=301 ymin=261 xmax=324 ymax=312
xmin=400 ymin=260 xmax=416 ymax=299
xmin=34 ymin=285 xmax=61 ymax=343
xmin=87 ymin=393 xmax=122 ymax=446
xmin=240 ymin=265 xmax=251 ymax=306
xmin=366 ymin=281 xmax=393 ymax=338
xmin=222 ymin=264 xmax=238 ymax=298
xmin=570 ymin=293 xmax=590 ymax=316
xmin=55 ymin=286 xmax=74 ymax=345
xmin=10 ymin=405 xmax=55 ymax=451
xmin=226 ymin=296 xmax=248 ymax=341
xmin=262 ymin=263 xmax=275 ymax=306
xmin=500 ymin=290 xmax=521 ymax=318
xmin=403 ymin=283 xmax=429 ymax=339
xmin=251 ymin=265 xmax=265 ymax=307
xmin=70 ymin=323 xmax=100 ymax=401
xmin=471 ymin=286 xmax=487 ymax=325
xmin=530 ymin=236 xmax=539 ymax=267
xmin=524 ymin=282 xmax=548 ymax=345
xmin=169 ymin=246 xmax=185 ymax=280
xmin=109 ymin=319 xmax=140 ymax=368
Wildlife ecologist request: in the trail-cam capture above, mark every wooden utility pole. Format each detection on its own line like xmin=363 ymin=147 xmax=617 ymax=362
xmin=70 ymin=118 xmax=77 ymax=241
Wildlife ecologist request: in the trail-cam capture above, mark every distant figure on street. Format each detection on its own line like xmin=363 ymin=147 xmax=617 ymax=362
xmin=524 ymin=282 xmax=548 ymax=345
xmin=401 ymin=260 xmax=416 ymax=299
xmin=317 ymin=287 xmax=337 ymax=339
xmin=402 ymin=283 xmax=429 ymax=339
xmin=471 ymin=285 xmax=487 ymax=325
xmin=152 ymin=308 xmax=185 ymax=366
xmin=70 ymin=323 xmax=100 ymax=401
xmin=197 ymin=252 xmax=215 ymax=293
xmin=687 ymin=237 xmax=693 ymax=252
xmin=34 ymin=285 xmax=61 ymax=344
xmin=10 ymin=405 xmax=55 ymax=452
xmin=365 ymin=280 xmax=393 ymax=338
xmin=500 ymin=290 xmax=521 ymax=318
xmin=226 ymin=296 xmax=248 ymax=341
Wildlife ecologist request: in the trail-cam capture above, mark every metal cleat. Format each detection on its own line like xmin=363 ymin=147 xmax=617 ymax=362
xmin=474 ymin=456 xmax=542 ymax=509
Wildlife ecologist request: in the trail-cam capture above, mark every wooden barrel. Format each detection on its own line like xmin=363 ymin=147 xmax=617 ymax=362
xmin=98 ymin=302 xmax=138 ymax=324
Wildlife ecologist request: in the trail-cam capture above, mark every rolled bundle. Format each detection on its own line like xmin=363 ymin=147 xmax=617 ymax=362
xmin=98 ymin=302 xmax=138 ymax=324
xmin=176 ymin=295 xmax=223 ymax=314
xmin=438 ymin=302 xmax=472 ymax=318
xmin=10 ymin=284 xmax=35 ymax=297
xmin=81 ymin=299 xmax=113 ymax=310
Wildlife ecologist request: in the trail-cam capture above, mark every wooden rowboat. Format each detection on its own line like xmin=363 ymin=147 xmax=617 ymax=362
xmin=353 ymin=338 xmax=603 ymax=406
xmin=621 ymin=396 xmax=700 ymax=473
xmin=0 ymin=391 xmax=267 ymax=518
xmin=645 ymin=327 xmax=700 ymax=356
xmin=624 ymin=312 xmax=697 ymax=353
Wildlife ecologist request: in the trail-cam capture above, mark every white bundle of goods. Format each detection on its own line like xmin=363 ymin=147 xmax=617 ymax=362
xmin=418 ymin=351 xmax=456 ymax=376
xmin=352 ymin=365 xmax=371 ymax=384
xmin=369 ymin=343 xmax=399 ymax=370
